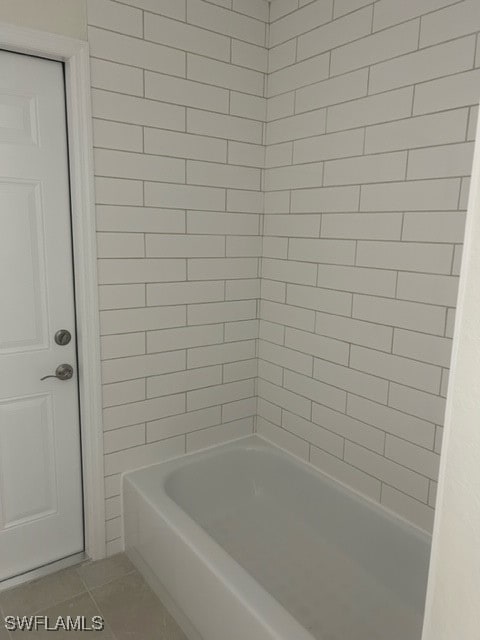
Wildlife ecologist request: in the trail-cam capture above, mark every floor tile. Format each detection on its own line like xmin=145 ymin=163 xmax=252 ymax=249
xmin=0 ymin=567 xmax=85 ymax=616
xmin=91 ymin=571 xmax=168 ymax=640
xmin=77 ymin=553 xmax=135 ymax=590
xmin=11 ymin=592 xmax=115 ymax=639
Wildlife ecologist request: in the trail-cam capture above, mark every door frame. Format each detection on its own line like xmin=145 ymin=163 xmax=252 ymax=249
xmin=0 ymin=22 xmax=105 ymax=561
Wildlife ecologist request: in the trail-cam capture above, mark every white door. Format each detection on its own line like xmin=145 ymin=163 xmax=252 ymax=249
xmin=0 ymin=50 xmax=83 ymax=581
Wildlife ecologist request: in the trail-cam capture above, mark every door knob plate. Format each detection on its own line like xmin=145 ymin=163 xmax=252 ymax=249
xmin=55 ymin=329 xmax=72 ymax=346
xmin=41 ymin=364 xmax=74 ymax=381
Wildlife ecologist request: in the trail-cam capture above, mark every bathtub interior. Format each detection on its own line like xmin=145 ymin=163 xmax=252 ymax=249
xmin=161 ymin=437 xmax=430 ymax=640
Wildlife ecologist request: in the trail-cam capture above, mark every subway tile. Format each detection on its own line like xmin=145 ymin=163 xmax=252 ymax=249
xmin=226 ymin=236 xmax=262 ymax=257
xmin=321 ymin=213 xmax=403 ymax=240
xmin=353 ymin=295 xmax=446 ymax=334
xmin=262 ymin=258 xmax=317 ymax=286
xmin=100 ymin=306 xmax=186 ymax=335
xmin=257 ymin=419 xmax=309 ymax=460
xmin=232 ymin=40 xmax=268 ymax=72
xmin=258 ymin=359 xmax=284 ymax=386
xmin=296 ymin=69 xmax=369 ymax=114
xmin=413 ymin=68 xmax=480 ymax=115
xmin=312 ymin=402 xmax=385 ymax=452
xmin=286 ymin=284 xmax=352 ymax=316
xmin=144 ymin=11 xmax=230 ymax=60
xmin=230 ymin=92 xmax=267 ymax=121
xmin=188 ymin=109 xmax=263 ymax=143
xmin=187 ymin=161 xmax=261 ymax=190
xmin=347 ymin=395 xmax=435 ymax=449
xmin=147 ymin=281 xmax=224 ymax=306
xmin=268 ymin=53 xmax=330 ymax=96
xmin=187 ymin=54 xmax=264 ymax=96
xmin=265 ymin=142 xmax=293 ymax=168
xmin=330 ymin=20 xmax=420 ymax=76
xmin=310 ymin=445 xmax=381 ymax=501
xmin=144 ymin=129 xmax=227 ymax=162
xmin=223 ymin=358 xmax=258 ymax=382
xmin=147 ymin=324 xmax=223 ymax=352
xmin=96 ymin=207 xmax=185 ymax=234
xmin=264 ymin=214 xmax=320 ymax=237
xmin=258 ymin=379 xmax=311 ymax=418
xmin=145 ymin=71 xmax=229 ymax=112
xmin=403 ymin=212 xmax=466 ymax=244
xmin=102 ymin=379 xmax=146 ymax=408
xmin=407 ymin=143 xmax=474 ymax=180
xmin=389 ymin=383 xmax=446 ymax=425
xmin=92 ymin=89 xmax=185 ymax=131
xmin=420 ymin=0 xmax=480 ymax=47
xmin=226 ymin=278 xmax=261 ymax=300
xmin=360 ymin=179 xmax=461 ymax=212
xmin=145 ymin=183 xmax=225 ymax=210
xmin=313 ymin=358 xmax=389 ymax=403
xmin=270 ymin=0 xmax=298 ymax=22
xmin=88 ymin=26 xmax=185 ymax=76
xmin=327 ymin=87 xmax=413 ymax=133
xmin=292 ymin=186 xmax=360 ymax=213
xmin=188 ymin=0 xmax=266 ymax=45
xmin=393 ymin=329 xmax=452 ymax=368
xmin=381 ymin=485 xmax=434 ymax=533
xmin=264 ymin=162 xmax=323 ymax=191
xmin=386 ymin=435 xmax=440 ymax=480
xmin=228 ymin=142 xmax=265 ymax=168
xmin=264 ymin=191 xmax=291 ymax=214
xmin=259 ymin=339 xmax=313 ymax=375
xmin=146 ymin=234 xmax=224 ymax=258
xmin=187 ymin=257 xmax=258 ymax=280
xmin=90 ymin=58 xmax=144 ymax=96
xmin=187 ymin=418 xmax=253 ymax=452
xmin=94 ymin=149 xmax=185 ymax=183
xmin=104 ymin=436 xmax=184 ymax=475
xmin=317 ymin=264 xmax=397 ymax=296
xmin=187 ymin=212 xmax=259 ymax=235
xmin=261 ymin=299 xmax=316 ymax=331
xmin=334 ymin=0 xmax=376 ymax=19
xmin=369 ymin=36 xmax=476 ymax=94
xmin=187 ymin=379 xmax=255 ymax=410
xmin=289 ymin=238 xmax=356 ymax=264
xmin=227 ymin=190 xmax=264 ymax=213
xmin=147 ymin=366 xmax=222 ymax=398
xmin=268 ymin=40 xmax=296 ymax=73
xmin=95 ymin=178 xmax=143 ymax=206
xmin=222 ymin=396 xmax=257 ymax=422
xmin=120 ymin=0 xmax=186 ymax=20
xmin=356 ymin=241 xmax=453 ymax=274
xmin=87 ymin=0 xmax=143 ymax=36
xmin=298 ymin=7 xmax=372 ymax=61
xmin=147 ymin=406 xmax=221 ymax=441
xmin=103 ymin=394 xmax=185 ymax=430
xmin=97 ymin=233 xmax=144 ymax=259
xmin=188 ymin=340 xmax=256 ymax=368
xmin=93 ymin=119 xmax=143 ymax=153
xmin=282 ymin=411 xmax=344 ymax=457
xmin=269 ymin=0 xmax=333 ymax=46
xmin=285 ymin=326 xmax=349 ymax=365
xmin=293 ymin=129 xmax=365 ymax=164
xmin=266 ymin=110 xmax=327 ymax=145
xmin=102 ymin=351 xmax=185 ymax=384
xmin=233 ymin=0 xmax=269 ymax=22
xmin=372 ymin=0 xmax=457 ymax=31
xmin=104 ymin=424 xmax=145 ymax=455
xmin=324 ymin=152 xmax=407 ymax=186
xmin=365 ymin=110 xmax=469 ymax=154
xmin=189 ymin=300 xmax=257 ymax=325
xmin=285 ymin=370 xmax=347 ymax=412
xmin=267 ymin=93 xmax=295 ymax=122
xmin=396 ymin=272 xmax=460 ymax=307
xmin=101 ymin=333 xmax=146 ymax=361
xmin=97 ymin=258 xmax=186 ymax=284
xmin=350 ymin=345 xmax=442 ymax=394
xmin=316 ymin=311 xmax=393 ymax=351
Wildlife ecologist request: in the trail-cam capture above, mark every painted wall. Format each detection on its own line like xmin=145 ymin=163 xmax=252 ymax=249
xmin=0 ymin=0 xmax=87 ymax=40
xmin=87 ymin=0 xmax=268 ymax=554
xmin=257 ymin=0 xmax=480 ymax=533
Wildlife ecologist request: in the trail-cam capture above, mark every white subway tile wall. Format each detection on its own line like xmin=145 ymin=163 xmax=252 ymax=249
xmin=88 ymin=0 xmax=267 ymax=554
xmin=88 ymin=0 xmax=480 ymax=551
xmin=259 ymin=0 xmax=479 ymax=534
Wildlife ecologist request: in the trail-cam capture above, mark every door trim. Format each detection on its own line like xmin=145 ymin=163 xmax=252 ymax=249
xmin=0 ymin=23 xmax=105 ymax=560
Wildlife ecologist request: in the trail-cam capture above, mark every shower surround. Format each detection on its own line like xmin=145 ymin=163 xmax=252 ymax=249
xmin=88 ymin=0 xmax=480 ymax=552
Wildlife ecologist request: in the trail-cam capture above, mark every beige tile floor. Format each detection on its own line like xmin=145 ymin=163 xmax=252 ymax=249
xmin=0 ymin=554 xmax=187 ymax=639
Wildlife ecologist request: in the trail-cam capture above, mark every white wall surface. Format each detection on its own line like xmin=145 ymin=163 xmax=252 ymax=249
xmin=0 ymin=0 xmax=87 ymax=40
xmin=258 ymin=0 xmax=480 ymax=533
xmin=87 ymin=0 xmax=268 ymax=554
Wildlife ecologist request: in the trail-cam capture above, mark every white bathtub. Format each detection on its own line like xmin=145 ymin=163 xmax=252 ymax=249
xmin=123 ymin=436 xmax=430 ymax=640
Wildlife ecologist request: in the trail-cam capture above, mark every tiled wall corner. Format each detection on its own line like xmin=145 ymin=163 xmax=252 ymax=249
xmin=87 ymin=0 xmax=268 ymax=554
xmin=259 ymin=0 xmax=480 ymax=533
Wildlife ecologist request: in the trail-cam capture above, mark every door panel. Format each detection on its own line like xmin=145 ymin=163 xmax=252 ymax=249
xmin=0 ymin=51 xmax=83 ymax=581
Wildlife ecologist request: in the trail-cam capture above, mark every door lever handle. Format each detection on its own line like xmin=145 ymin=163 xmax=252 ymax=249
xmin=41 ymin=364 xmax=74 ymax=381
